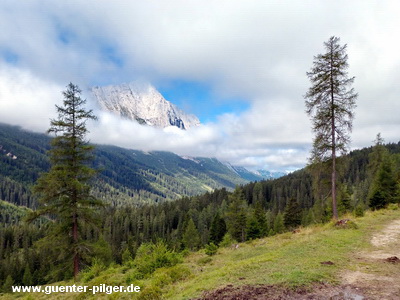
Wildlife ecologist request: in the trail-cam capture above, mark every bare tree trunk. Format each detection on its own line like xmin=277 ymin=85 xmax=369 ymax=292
xmin=332 ymin=147 xmax=338 ymax=219
xmin=330 ymin=46 xmax=338 ymax=220
xmin=73 ymin=213 xmax=79 ymax=280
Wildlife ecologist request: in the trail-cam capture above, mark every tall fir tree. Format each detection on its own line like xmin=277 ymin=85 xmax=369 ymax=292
xmin=226 ymin=187 xmax=247 ymax=242
xmin=304 ymin=36 xmax=357 ymax=219
xmin=182 ymin=218 xmax=200 ymax=250
xmin=283 ymin=198 xmax=302 ymax=230
xmin=209 ymin=212 xmax=227 ymax=245
xmin=27 ymin=83 xmax=103 ymax=280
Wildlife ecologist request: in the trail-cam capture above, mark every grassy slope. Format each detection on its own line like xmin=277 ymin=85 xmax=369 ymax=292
xmin=3 ymin=208 xmax=400 ymax=300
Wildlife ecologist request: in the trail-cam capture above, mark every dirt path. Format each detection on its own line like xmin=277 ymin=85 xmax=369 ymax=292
xmin=341 ymin=219 xmax=400 ymax=299
xmin=197 ymin=218 xmax=400 ymax=300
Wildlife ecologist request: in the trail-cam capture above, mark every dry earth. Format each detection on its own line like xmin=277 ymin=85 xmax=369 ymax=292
xmin=341 ymin=219 xmax=400 ymax=299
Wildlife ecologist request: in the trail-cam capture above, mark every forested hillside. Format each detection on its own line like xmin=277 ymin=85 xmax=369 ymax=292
xmin=0 ymin=123 xmax=248 ymax=208
xmin=1 ymin=127 xmax=399 ymax=288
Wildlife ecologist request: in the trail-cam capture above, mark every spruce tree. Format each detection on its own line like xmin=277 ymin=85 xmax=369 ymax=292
xmin=22 ymin=264 xmax=33 ymax=286
xmin=283 ymin=198 xmax=302 ymax=230
xmin=273 ymin=213 xmax=285 ymax=234
xmin=182 ymin=218 xmax=200 ymax=251
xmin=304 ymin=36 xmax=357 ymax=219
xmin=226 ymin=187 xmax=247 ymax=242
xmin=27 ymin=83 xmax=103 ymax=280
xmin=2 ymin=275 xmax=14 ymax=293
xmin=209 ymin=213 xmax=227 ymax=245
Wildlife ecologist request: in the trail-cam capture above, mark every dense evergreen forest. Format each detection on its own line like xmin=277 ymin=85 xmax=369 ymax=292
xmin=1 ymin=130 xmax=399 ymax=288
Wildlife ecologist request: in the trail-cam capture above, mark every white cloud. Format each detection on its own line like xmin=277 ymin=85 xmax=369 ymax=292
xmin=1 ymin=1 xmax=400 ymax=171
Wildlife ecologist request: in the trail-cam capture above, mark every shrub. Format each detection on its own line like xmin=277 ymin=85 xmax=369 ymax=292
xmin=220 ymin=233 xmax=237 ymax=248
xmin=80 ymin=258 xmax=106 ymax=283
xmin=354 ymin=205 xmax=365 ymax=217
xmin=205 ymin=243 xmax=218 ymax=256
xmin=133 ymin=241 xmax=181 ymax=279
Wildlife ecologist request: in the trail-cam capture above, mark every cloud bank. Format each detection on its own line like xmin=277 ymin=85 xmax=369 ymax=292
xmin=1 ymin=1 xmax=400 ymax=171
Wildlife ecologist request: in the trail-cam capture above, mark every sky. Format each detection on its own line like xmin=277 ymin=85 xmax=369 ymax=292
xmin=1 ymin=1 xmax=400 ymax=172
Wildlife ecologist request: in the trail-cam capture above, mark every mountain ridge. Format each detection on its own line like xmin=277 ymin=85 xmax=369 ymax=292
xmin=91 ymin=82 xmax=200 ymax=129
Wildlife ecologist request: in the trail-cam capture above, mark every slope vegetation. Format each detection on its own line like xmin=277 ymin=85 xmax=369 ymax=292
xmin=5 ymin=208 xmax=399 ymax=299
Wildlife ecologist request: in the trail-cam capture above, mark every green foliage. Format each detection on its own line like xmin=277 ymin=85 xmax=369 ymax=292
xmin=246 ymin=213 xmax=262 ymax=240
xmin=273 ymin=213 xmax=285 ymax=234
xmin=205 ymin=242 xmax=218 ymax=256
xmin=304 ymin=36 xmax=357 ymax=219
xmin=284 ymin=198 xmax=302 ymax=230
xmin=209 ymin=213 xmax=227 ymax=245
xmin=22 ymin=264 xmax=33 ymax=286
xmin=220 ymin=233 xmax=237 ymax=248
xmin=197 ymin=256 xmax=213 ymax=265
xmin=226 ymin=187 xmax=247 ymax=242
xmin=133 ymin=241 xmax=181 ymax=279
xmin=2 ymin=275 xmax=14 ymax=293
xmin=182 ymin=218 xmax=200 ymax=251
xmin=80 ymin=258 xmax=106 ymax=283
xmin=26 ymin=83 xmax=103 ymax=279
xmin=354 ymin=205 xmax=365 ymax=217
xmin=369 ymin=154 xmax=398 ymax=210
xmin=91 ymin=236 xmax=113 ymax=266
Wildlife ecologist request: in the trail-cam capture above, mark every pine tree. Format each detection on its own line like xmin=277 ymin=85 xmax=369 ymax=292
xmin=182 ymin=218 xmax=200 ymax=251
xmin=27 ymin=83 xmax=103 ymax=280
xmin=304 ymin=36 xmax=357 ymax=219
xmin=369 ymin=155 xmax=398 ymax=209
xmin=283 ymin=198 xmax=302 ymax=230
xmin=209 ymin=213 xmax=227 ymax=245
xmin=226 ymin=187 xmax=247 ymax=242
xmin=2 ymin=275 xmax=14 ymax=293
xmin=273 ymin=213 xmax=285 ymax=234
xmin=22 ymin=264 xmax=33 ymax=286
xmin=246 ymin=213 xmax=262 ymax=240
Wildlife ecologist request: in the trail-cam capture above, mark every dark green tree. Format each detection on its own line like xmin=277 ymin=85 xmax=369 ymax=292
xmin=369 ymin=155 xmax=398 ymax=209
xmin=283 ymin=198 xmax=302 ymax=230
xmin=304 ymin=36 xmax=358 ymax=219
xmin=22 ymin=264 xmax=33 ymax=286
xmin=273 ymin=212 xmax=285 ymax=234
xmin=226 ymin=187 xmax=247 ymax=242
xmin=246 ymin=213 xmax=262 ymax=240
xmin=27 ymin=83 xmax=102 ymax=280
xmin=182 ymin=218 xmax=200 ymax=251
xmin=209 ymin=213 xmax=227 ymax=245
xmin=2 ymin=275 xmax=14 ymax=293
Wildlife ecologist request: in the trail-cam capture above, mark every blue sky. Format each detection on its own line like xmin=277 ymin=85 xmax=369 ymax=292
xmin=158 ymin=80 xmax=250 ymax=123
xmin=1 ymin=1 xmax=400 ymax=171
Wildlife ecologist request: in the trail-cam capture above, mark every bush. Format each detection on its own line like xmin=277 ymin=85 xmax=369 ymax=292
xmin=205 ymin=243 xmax=218 ymax=256
xmin=354 ymin=205 xmax=365 ymax=217
xmin=133 ymin=241 xmax=181 ymax=279
xmin=80 ymin=258 xmax=106 ymax=283
xmin=388 ymin=203 xmax=399 ymax=210
xmin=220 ymin=233 xmax=237 ymax=248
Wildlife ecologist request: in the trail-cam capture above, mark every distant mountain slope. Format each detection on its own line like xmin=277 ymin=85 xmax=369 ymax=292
xmin=0 ymin=123 xmax=246 ymax=207
xmin=91 ymin=82 xmax=200 ymax=129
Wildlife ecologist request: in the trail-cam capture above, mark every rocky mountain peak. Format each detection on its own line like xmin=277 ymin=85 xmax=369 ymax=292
xmin=91 ymin=82 xmax=200 ymax=129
